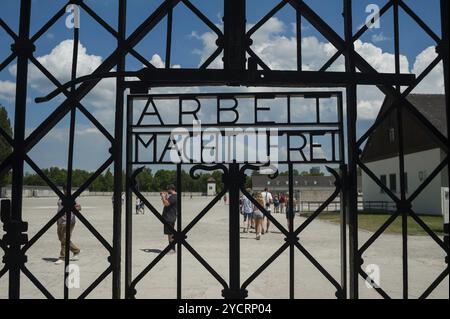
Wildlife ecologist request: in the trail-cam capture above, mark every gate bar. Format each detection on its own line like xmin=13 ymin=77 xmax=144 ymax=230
xmin=127 ymin=69 xmax=415 ymax=91
xmin=112 ymin=0 xmax=127 ymax=299
xmin=226 ymin=163 xmax=242 ymax=299
xmin=441 ymin=0 xmax=450 ymax=289
xmin=223 ymin=0 xmax=246 ymax=71
xmin=9 ymin=0 xmax=32 ymax=299
xmin=125 ymin=97 xmax=133 ymax=298
xmin=343 ymin=0 xmax=359 ymax=299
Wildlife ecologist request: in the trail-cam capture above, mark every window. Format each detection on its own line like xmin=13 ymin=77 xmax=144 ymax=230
xmin=380 ymin=175 xmax=387 ymax=193
xmin=389 ymin=174 xmax=397 ymax=193
xmin=388 ymin=128 xmax=395 ymax=143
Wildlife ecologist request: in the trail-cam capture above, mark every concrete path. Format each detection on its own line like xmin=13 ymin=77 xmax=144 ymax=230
xmin=0 ymin=196 xmax=448 ymax=299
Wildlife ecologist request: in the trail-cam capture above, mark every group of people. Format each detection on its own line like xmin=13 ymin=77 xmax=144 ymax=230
xmin=52 ymin=184 xmax=297 ymax=264
xmin=240 ymin=188 xmax=296 ymax=240
xmin=53 ymin=185 xmax=178 ymax=264
xmin=272 ymin=193 xmax=289 ymax=214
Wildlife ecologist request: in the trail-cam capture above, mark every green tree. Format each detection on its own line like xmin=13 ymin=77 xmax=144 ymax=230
xmin=0 ymin=106 xmax=13 ymax=186
xmin=136 ymin=167 xmax=153 ymax=192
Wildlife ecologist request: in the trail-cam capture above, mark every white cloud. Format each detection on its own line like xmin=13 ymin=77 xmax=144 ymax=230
xmin=8 ymin=39 xmax=116 ymax=125
xmin=411 ymin=46 xmax=444 ymax=94
xmin=191 ymin=30 xmax=222 ymax=68
xmin=191 ymin=17 xmax=442 ymax=121
xmin=0 ymin=80 xmax=16 ymax=102
xmin=355 ymin=40 xmax=409 ymax=73
xmin=149 ymin=54 xmax=165 ymax=68
xmin=148 ymin=53 xmax=181 ymax=69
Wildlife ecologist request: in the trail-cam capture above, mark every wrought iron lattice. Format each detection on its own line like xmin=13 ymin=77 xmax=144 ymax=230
xmin=0 ymin=0 xmax=448 ymax=299
xmin=125 ymin=91 xmax=346 ymax=299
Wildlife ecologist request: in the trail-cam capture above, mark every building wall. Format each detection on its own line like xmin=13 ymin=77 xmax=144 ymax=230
xmin=362 ymin=148 xmax=444 ymax=216
xmin=252 ymin=186 xmax=337 ymax=202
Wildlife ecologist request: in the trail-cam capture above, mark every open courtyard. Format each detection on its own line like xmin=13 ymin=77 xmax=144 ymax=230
xmin=0 ymin=195 xmax=447 ymax=299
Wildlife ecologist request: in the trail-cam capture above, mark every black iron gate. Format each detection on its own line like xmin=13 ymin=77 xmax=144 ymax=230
xmin=0 ymin=0 xmax=448 ymax=299
xmin=125 ymin=91 xmax=346 ymax=298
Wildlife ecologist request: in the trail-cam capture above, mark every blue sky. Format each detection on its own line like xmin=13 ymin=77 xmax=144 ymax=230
xmin=0 ymin=0 xmax=445 ymax=172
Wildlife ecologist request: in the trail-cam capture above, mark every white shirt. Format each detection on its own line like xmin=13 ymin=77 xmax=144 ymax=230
xmin=261 ymin=191 xmax=273 ymax=211
xmin=57 ymin=199 xmax=78 ymax=225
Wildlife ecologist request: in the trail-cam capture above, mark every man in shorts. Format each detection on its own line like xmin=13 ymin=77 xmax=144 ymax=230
xmin=161 ymin=185 xmax=178 ymax=254
xmin=54 ymin=185 xmax=81 ymax=265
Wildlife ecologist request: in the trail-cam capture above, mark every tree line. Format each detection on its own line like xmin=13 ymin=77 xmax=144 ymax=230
xmin=1 ymin=105 xmax=335 ymax=192
xmin=18 ymin=166 xmax=227 ymax=193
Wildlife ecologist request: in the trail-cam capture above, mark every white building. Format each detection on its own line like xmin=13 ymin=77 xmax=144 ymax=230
xmin=206 ymin=177 xmax=216 ymax=196
xmin=361 ymin=94 xmax=448 ymax=216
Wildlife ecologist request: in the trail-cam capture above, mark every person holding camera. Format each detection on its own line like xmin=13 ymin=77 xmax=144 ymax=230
xmin=161 ymin=185 xmax=178 ymax=254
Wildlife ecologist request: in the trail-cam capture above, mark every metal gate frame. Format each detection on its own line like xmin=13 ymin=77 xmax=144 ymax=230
xmin=0 ymin=0 xmax=448 ymax=299
xmin=125 ymin=91 xmax=347 ymax=299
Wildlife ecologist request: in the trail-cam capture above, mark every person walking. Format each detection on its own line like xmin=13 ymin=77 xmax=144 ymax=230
xmin=273 ymin=195 xmax=280 ymax=214
xmin=261 ymin=188 xmax=273 ymax=233
xmin=279 ymin=193 xmax=286 ymax=214
xmin=161 ymin=185 xmax=178 ymax=254
xmin=253 ymin=193 xmax=265 ymax=240
xmin=136 ymin=197 xmax=145 ymax=214
xmin=285 ymin=195 xmax=297 ymax=230
xmin=241 ymin=191 xmax=254 ymax=233
xmin=54 ymin=186 xmax=81 ymax=265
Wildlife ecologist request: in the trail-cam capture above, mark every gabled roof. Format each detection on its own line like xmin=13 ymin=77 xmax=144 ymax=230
xmin=402 ymin=94 xmax=447 ymax=137
xmin=361 ymin=94 xmax=447 ymax=163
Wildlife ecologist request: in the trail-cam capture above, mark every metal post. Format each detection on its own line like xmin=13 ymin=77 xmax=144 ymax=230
xmin=222 ymin=0 xmax=246 ymax=299
xmin=338 ymin=94 xmax=347 ymax=298
xmin=223 ymin=0 xmax=246 ymax=71
xmin=296 ymin=4 xmax=302 ymax=71
xmin=343 ymin=0 xmax=359 ymax=299
xmin=224 ymin=162 xmax=242 ymax=299
xmin=440 ymin=0 xmax=450 ymax=278
xmin=288 ymin=164 xmax=295 ymax=299
xmin=112 ymin=0 xmax=127 ymax=299
xmin=63 ymin=25 xmax=79 ymax=299
xmin=125 ymin=97 xmax=133 ymax=299
xmin=9 ymin=0 xmax=32 ymax=299
xmin=393 ymin=1 xmax=409 ymax=299
xmin=176 ymin=164 xmax=182 ymax=299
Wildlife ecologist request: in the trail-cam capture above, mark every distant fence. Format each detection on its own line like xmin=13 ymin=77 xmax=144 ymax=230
xmin=298 ymin=201 xmax=396 ymax=213
xmin=0 ymin=187 xmax=207 ymax=199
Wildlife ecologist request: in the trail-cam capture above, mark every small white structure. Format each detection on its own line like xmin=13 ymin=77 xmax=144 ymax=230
xmin=207 ymin=177 xmax=216 ymax=196
xmin=361 ymin=94 xmax=448 ymax=216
